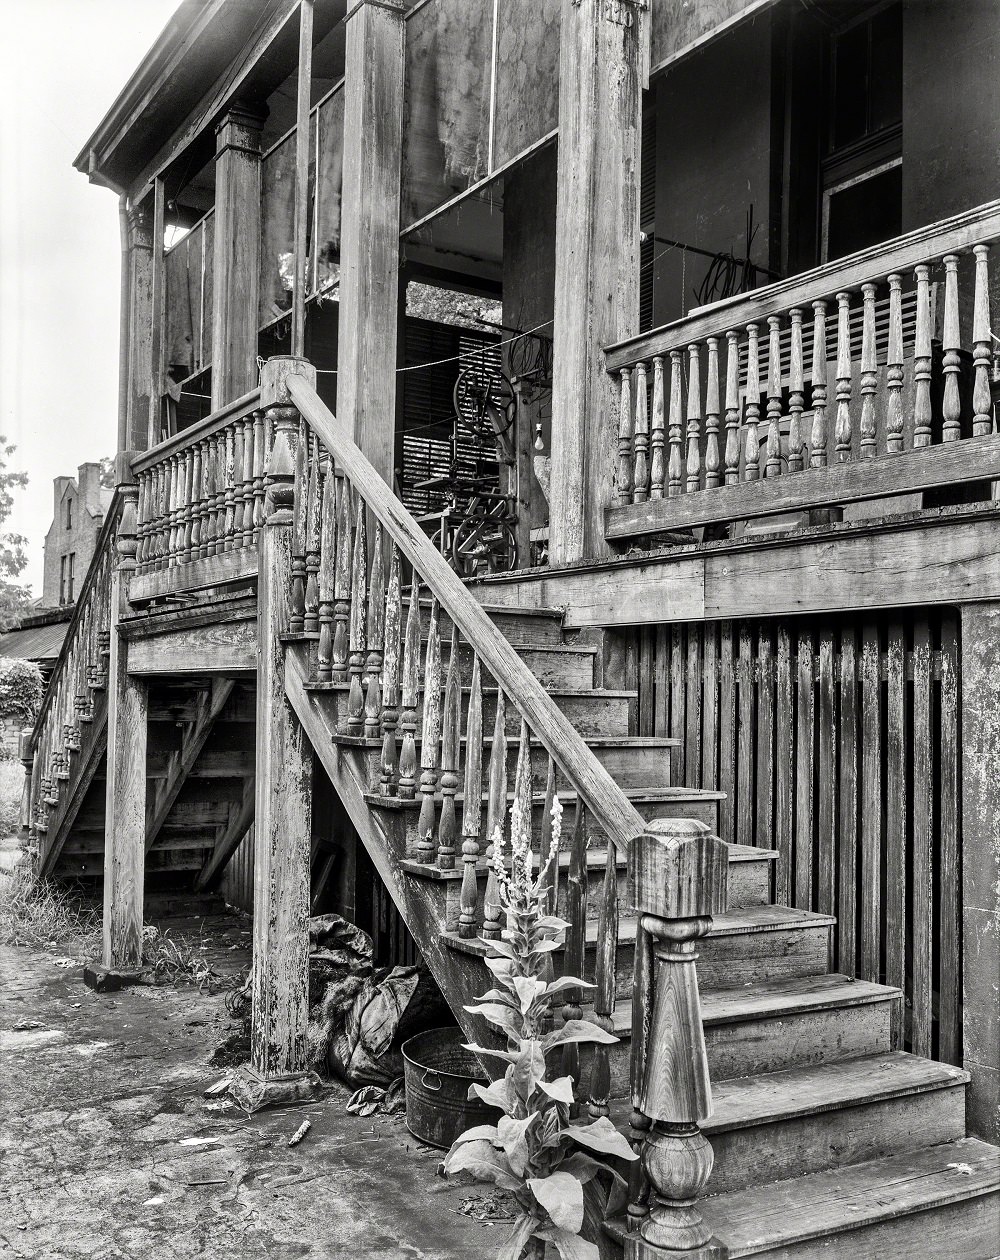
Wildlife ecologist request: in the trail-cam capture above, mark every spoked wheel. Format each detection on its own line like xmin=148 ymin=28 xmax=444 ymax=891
xmin=453 ymin=366 xmax=515 ymax=439
xmin=451 ymin=517 xmax=518 ymax=577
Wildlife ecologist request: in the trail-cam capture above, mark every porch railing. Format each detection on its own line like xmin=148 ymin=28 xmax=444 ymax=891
xmin=605 ymin=198 xmax=1000 ymax=540
xmin=27 ymin=496 xmax=118 ymax=876
xmin=128 ymin=388 xmax=266 ymax=602
xmin=280 ymin=364 xmax=728 ymax=1250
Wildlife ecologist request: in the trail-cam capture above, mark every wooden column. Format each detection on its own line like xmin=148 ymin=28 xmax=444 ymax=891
xmin=86 ymin=456 xmax=147 ymax=991
xmin=237 ymin=355 xmax=319 ymax=1104
xmin=124 ymin=205 xmax=154 ymax=453
xmin=959 ymin=602 xmax=1000 ymax=1144
xmin=211 ymin=104 xmax=266 ymax=410
xmin=336 ymin=0 xmax=405 ymax=485
xmin=549 ymin=0 xmax=645 ymax=563
xmin=18 ymin=729 xmax=35 ymax=865
xmin=626 ymin=817 xmax=728 ymax=1259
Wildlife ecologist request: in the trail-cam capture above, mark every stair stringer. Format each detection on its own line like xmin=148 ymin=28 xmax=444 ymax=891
xmin=39 ymin=694 xmax=109 ymax=878
xmin=284 ymin=643 xmax=498 ymax=1066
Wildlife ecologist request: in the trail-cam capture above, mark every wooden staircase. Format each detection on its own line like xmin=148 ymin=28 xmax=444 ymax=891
xmin=283 ymin=596 xmax=1000 ymax=1258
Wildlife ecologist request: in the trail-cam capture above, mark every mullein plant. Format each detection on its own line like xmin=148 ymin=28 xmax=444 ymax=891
xmin=444 ymin=747 xmax=637 ymax=1260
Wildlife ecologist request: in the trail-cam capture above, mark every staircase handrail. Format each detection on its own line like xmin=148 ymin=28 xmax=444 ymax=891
xmin=286 ymin=372 xmax=647 ymax=854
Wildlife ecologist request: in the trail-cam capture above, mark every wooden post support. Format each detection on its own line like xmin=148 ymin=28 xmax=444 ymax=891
xmin=231 ymin=355 xmax=319 ymax=1107
xmin=85 ymin=456 xmax=147 ymax=993
xmin=336 ymin=0 xmax=405 ymax=485
xmin=211 ymin=104 xmax=266 ymax=410
xmin=549 ymin=0 xmax=645 ymax=563
xmin=958 ymin=602 xmax=1000 ymax=1144
xmin=124 ymin=205 xmax=154 ymax=453
xmin=17 ymin=729 xmax=35 ymax=867
xmin=625 ymin=817 xmax=728 ymax=1259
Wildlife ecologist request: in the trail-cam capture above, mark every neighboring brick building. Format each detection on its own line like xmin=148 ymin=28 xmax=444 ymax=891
xmin=41 ymin=463 xmax=112 ymax=609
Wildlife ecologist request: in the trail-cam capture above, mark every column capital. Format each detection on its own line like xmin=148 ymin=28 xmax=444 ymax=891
xmin=215 ymin=100 xmax=267 ymax=157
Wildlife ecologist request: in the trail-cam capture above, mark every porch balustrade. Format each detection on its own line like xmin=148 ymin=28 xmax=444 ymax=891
xmin=606 ymin=199 xmax=1000 ymax=540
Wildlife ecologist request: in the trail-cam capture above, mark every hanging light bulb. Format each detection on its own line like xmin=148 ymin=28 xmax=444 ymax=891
xmin=533 ymin=421 xmax=544 ymax=452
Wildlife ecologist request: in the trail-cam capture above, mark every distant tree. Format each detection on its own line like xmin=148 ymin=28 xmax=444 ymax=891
xmin=99 ymin=455 xmax=115 ymax=489
xmin=0 ymin=658 xmax=43 ymax=725
xmin=0 ymin=438 xmax=30 ymax=631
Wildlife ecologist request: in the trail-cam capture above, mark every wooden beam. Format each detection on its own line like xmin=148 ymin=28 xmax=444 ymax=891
xmin=211 ymin=105 xmax=265 ymax=409
xmin=145 ymin=679 xmax=235 ymax=853
xmin=38 ymin=700 xmax=108 ymax=879
xmin=125 ymin=203 xmax=155 ymax=453
xmin=548 ymin=0 xmax=645 ymax=563
xmin=149 ymin=176 xmax=166 ymax=444
xmin=466 ymin=508 xmax=1000 ymax=626
xmin=126 ymin=618 xmax=257 ymax=674
xmin=102 ymin=470 xmax=146 ymax=974
xmin=194 ymin=776 xmax=255 ymax=891
xmin=336 ymin=0 xmax=405 ymax=484
xmin=290 ymin=0 xmax=314 ymax=358
xmin=606 ymin=436 xmax=1000 ymax=539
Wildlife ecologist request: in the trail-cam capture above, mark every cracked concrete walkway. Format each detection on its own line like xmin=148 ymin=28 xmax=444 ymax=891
xmin=0 ymin=933 xmax=506 ymax=1259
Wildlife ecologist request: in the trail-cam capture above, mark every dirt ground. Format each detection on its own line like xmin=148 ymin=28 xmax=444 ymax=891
xmin=0 ymin=917 xmax=512 ymax=1260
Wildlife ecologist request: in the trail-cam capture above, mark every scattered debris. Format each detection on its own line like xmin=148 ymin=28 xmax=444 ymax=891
xmin=142 ymin=1197 xmax=164 ymax=1207
xmin=947 ymin=1162 xmax=975 ymax=1175
xmin=346 ymin=1078 xmax=405 ymax=1118
xmin=204 ymin=1078 xmax=232 ymax=1097
xmin=179 ymin=1136 xmax=222 ymax=1147
xmin=287 ymin=1119 xmax=312 ymax=1147
xmin=12 ymin=1019 xmax=43 ymax=1031
xmin=456 ymin=1192 xmax=516 ymax=1225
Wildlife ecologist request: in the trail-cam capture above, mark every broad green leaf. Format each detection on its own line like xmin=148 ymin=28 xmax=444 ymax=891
xmin=483 ymin=956 xmax=515 ymax=978
xmin=544 ymin=976 xmax=596 ymax=996
xmin=513 ymin=975 xmax=548 ymax=1015
xmin=449 ymin=1123 xmax=501 ymax=1148
xmin=527 ymin=938 xmax=562 ymax=954
xmin=463 ymin=1041 xmax=519 ymax=1065
xmin=443 ymin=1138 xmax=522 ymax=1191
xmin=483 ymin=939 xmax=519 ymax=961
xmin=498 ymin=1213 xmax=540 ymax=1260
xmin=498 ymin=1114 xmax=535 ymax=1178
xmin=528 ymin=1171 xmax=585 ymax=1233
xmin=563 ymin=1117 xmax=639 ymax=1161
xmin=542 ymin=1020 xmax=619 ymax=1052
xmin=512 ymin=1039 xmax=546 ymax=1101
xmin=536 ymin=1225 xmax=600 ymax=1260
xmin=475 ymin=987 xmax=517 ymax=1005
xmin=557 ymin=1152 xmax=607 ymax=1184
xmin=465 ymin=1002 xmax=522 ymax=1039
xmin=534 ymin=915 xmax=571 ymax=932
xmin=470 ymin=1078 xmax=514 ymax=1112
xmin=536 ymin=1076 xmax=575 ymax=1106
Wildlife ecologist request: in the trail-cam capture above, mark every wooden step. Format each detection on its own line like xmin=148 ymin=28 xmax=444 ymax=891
xmin=694 ymin=1137 xmax=1000 ymax=1259
xmin=597 ymin=974 xmax=902 ymax=1093
xmin=303 ymin=683 xmax=635 ymax=739
xmin=609 ymin=1052 xmax=968 ymax=1198
xmin=409 ymin=600 xmax=568 ymax=647
xmin=341 ymin=734 xmax=678 ymax=793
xmin=407 ymin=841 xmax=772 ymax=929
xmin=443 ymin=904 xmax=834 ymax=1000
xmin=441 ymin=640 xmax=598 ymax=689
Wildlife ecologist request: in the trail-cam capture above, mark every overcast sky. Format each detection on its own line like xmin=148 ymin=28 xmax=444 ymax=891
xmin=0 ymin=0 xmax=178 ymax=597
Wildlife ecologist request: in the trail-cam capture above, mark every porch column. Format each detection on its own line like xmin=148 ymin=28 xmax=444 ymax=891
xmin=86 ymin=456 xmax=147 ymax=991
xmin=549 ymin=0 xmax=646 ymax=563
xmin=211 ymin=104 xmax=266 ymax=410
xmin=959 ymin=601 xmax=1000 ymax=1144
xmin=336 ymin=0 xmax=405 ymax=485
xmin=236 ymin=355 xmax=318 ymax=1106
xmin=122 ymin=204 xmax=154 ymax=453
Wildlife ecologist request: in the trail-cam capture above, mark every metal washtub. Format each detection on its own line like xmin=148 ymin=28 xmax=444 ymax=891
xmin=401 ymin=1026 xmax=503 ymax=1149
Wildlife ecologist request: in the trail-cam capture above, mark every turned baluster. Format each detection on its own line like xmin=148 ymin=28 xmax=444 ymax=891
xmin=171 ymin=452 xmax=185 ymax=564
xmin=214 ymin=431 xmax=229 ymax=547
xmin=667 ymin=350 xmax=684 ymax=497
xmin=364 ymin=521 xmax=385 ymax=736
xmin=942 ymin=254 xmax=963 ymax=441
xmin=859 ymin=283 xmax=878 ymax=458
xmin=437 ymin=628 xmax=461 ymax=870
xmin=201 ymin=439 xmax=216 ymax=557
xmin=481 ymin=688 xmax=508 ymax=941
xmin=316 ymin=465 xmax=337 ymax=682
xmin=415 ymin=599 xmax=443 ymax=862
xmin=561 ymin=802 xmax=586 ymax=1092
xmin=235 ymin=418 xmax=250 ymax=546
xmin=616 ymin=367 xmax=634 ymax=505
xmin=227 ymin=422 xmax=242 ymax=549
xmin=629 ymin=819 xmax=729 ymax=1254
xmin=134 ymin=471 xmax=148 ymax=572
xmin=181 ymin=447 xmax=195 ymax=561
xmin=588 ymin=837 xmax=619 ymax=1121
xmin=810 ymin=300 xmax=829 ymax=468
xmin=189 ymin=442 xmax=203 ymax=559
xmin=458 ymin=656 xmax=484 ymax=936
xmin=649 ymin=356 xmax=666 ymax=499
xmin=633 ymin=361 xmax=650 ymax=502
xmin=397 ymin=580 xmax=421 ymax=801
xmin=304 ymin=440 xmax=322 ymax=633
xmin=973 ymin=245 xmax=993 ymax=437
xmin=744 ymin=323 xmax=761 ymax=481
xmin=252 ymin=410 xmax=267 ymax=536
xmin=724 ymin=331 xmax=740 ymax=484
xmin=143 ymin=465 xmax=156 ymax=570
xmin=346 ymin=495 xmax=368 ymax=735
xmin=331 ymin=480 xmax=352 ymax=681
xmin=243 ymin=417 xmax=257 ymax=545
xmin=149 ymin=462 xmax=163 ymax=568
xmin=884 ymin=274 xmax=904 ymax=454
xmin=536 ymin=757 xmax=558 ymax=916
xmin=913 ymin=263 xmax=933 ymax=447
xmin=223 ymin=426 xmax=237 ymax=549
xmin=289 ymin=424 xmax=308 ymax=632
xmin=834 ymin=291 xmax=853 ymax=461
xmin=704 ymin=338 xmax=721 ymax=488
xmin=787 ymin=308 xmax=805 ymax=473
xmin=765 ymin=315 xmax=782 ymax=478
xmin=379 ymin=547 xmax=402 ymax=792
xmin=685 ymin=344 xmax=702 ymax=493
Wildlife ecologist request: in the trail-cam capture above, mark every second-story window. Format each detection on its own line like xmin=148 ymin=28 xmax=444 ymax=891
xmin=60 ymin=553 xmax=76 ymax=604
xmin=65 ymin=497 xmax=73 ymax=530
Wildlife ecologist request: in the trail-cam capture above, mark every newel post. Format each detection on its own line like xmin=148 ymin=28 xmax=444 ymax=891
xmin=17 ymin=729 xmax=35 ymax=868
xmin=86 ymin=455 xmax=147 ymax=992
xmin=625 ymin=818 xmax=728 ymax=1259
xmin=233 ymin=355 xmax=319 ymax=1108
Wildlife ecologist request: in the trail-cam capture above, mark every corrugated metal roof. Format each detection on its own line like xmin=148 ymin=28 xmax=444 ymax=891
xmin=0 ymin=620 xmax=69 ymax=662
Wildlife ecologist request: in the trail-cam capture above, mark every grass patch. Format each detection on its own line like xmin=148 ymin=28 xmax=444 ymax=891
xmin=0 ymin=864 xmax=100 ymax=956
